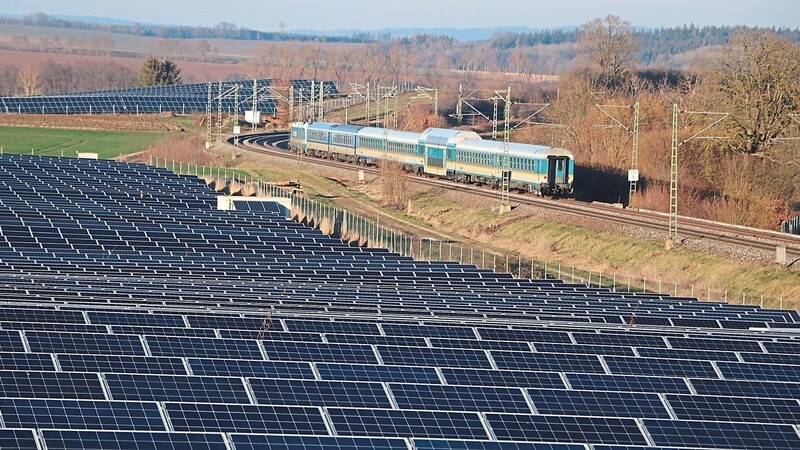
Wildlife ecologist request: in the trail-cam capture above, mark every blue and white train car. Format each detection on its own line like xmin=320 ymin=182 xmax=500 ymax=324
xmin=289 ymin=121 xmax=575 ymax=196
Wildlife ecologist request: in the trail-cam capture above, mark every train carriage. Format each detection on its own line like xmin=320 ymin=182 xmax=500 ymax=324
xmin=289 ymin=121 xmax=575 ymax=196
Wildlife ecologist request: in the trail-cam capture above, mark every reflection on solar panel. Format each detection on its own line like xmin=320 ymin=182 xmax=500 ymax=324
xmin=0 ymin=153 xmax=798 ymax=449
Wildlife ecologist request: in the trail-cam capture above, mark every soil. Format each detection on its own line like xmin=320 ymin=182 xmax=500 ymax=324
xmin=0 ymin=113 xmax=186 ymax=132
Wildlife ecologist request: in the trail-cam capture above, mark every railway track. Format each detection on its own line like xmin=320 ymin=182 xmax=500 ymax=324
xmin=235 ymin=132 xmax=800 ymax=261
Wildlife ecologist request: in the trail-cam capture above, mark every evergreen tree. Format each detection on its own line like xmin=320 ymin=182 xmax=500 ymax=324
xmin=139 ymin=58 xmax=182 ymax=86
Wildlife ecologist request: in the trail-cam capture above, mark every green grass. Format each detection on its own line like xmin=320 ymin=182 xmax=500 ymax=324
xmin=0 ymin=127 xmax=168 ymax=159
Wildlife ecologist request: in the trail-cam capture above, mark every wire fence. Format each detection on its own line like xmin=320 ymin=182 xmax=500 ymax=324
xmin=152 ymin=156 xmax=798 ymax=312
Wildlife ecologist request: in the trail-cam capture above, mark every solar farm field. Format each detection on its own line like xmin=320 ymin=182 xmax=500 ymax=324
xmin=0 ymin=153 xmax=797 ymax=449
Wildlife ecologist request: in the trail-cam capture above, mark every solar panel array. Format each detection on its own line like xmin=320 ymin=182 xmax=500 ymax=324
xmin=0 ymin=153 xmax=798 ymax=449
xmin=0 ymin=79 xmax=276 ymax=115
xmin=292 ymin=79 xmax=341 ymax=101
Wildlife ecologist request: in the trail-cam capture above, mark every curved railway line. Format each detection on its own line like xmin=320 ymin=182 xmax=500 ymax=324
xmin=236 ymin=132 xmax=800 ymax=262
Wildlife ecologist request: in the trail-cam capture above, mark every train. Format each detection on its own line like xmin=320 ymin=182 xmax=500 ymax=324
xmin=289 ymin=121 xmax=574 ymax=196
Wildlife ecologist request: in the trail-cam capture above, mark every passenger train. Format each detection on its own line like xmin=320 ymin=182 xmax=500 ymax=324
xmin=289 ymin=121 xmax=574 ymax=196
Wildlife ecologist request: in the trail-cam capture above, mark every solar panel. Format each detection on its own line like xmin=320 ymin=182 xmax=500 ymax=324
xmin=261 ymin=340 xmax=378 ymax=364
xmin=475 ymin=328 xmax=572 ymax=344
xmin=41 ymin=430 xmax=228 ymax=450
xmin=249 ymin=378 xmax=393 ymax=408
xmin=664 ymin=393 xmax=800 ymax=424
xmin=56 ymin=354 xmax=187 ymax=375
xmin=642 ymin=419 xmax=800 ymax=449
xmin=188 ymin=357 xmax=315 ymax=379
xmin=389 ymin=382 xmax=531 ymax=413
xmin=565 ymin=373 xmax=692 ymax=394
xmin=440 ymin=367 xmax=566 ymax=389
xmin=146 ymin=335 xmax=262 ymax=359
xmin=492 ymin=351 xmax=605 ymax=373
xmin=105 ymin=373 xmax=251 ymax=403
xmin=87 ymin=311 xmax=186 ymax=327
xmin=25 ymin=331 xmax=146 ymax=356
xmin=317 ymin=362 xmax=441 ymax=384
xmin=378 ymin=346 xmax=492 ymax=369
xmin=165 ymin=402 xmax=328 ymax=434
xmin=717 ymin=361 xmax=800 ymax=383
xmin=0 ymin=429 xmax=38 ymax=450
xmin=604 ymin=356 xmax=718 ymax=378
xmin=690 ymin=378 xmax=800 ymax=399
xmin=0 ymin=330 xmax=26 ymax=352
xmin=412 ymin=440 xmax=587 ymax=450
xmin=229 ymin=434 xmax=408 ymax=450
xmin=0 ymin=398 xmax=165 ymax=430
xmin=527 ymin=389 xmax=671 ymax=419
xmin=0 ymin=351 xmax=57 ymax=371
xmin=485 ymin=414 xmax=648 ymax=446
xmin=328 ymin=408 xmax=488 ymax=439
xmin=0 ymin=369 xmax=105 ymax=400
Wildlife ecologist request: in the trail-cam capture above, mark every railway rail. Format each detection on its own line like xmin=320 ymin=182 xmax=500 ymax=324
xmin=235 ymin=132 xmax=800 ymax=262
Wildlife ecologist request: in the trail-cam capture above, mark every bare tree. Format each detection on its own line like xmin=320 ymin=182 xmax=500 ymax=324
xmin=329 ymin=47 xmax=354 ymax=85
xmin=578 ymin=15 xmax=638 ymax=88
xmin=195 ymin=39 xmax=212 ymax=63
xmin=712 ymin=30 xmax=800 ymax=155
xmin=17 ymin=66 xmax=41 ymax=95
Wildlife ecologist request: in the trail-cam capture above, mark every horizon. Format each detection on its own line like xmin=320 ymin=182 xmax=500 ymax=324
xmin=2 ymin=0 xmax=799 ymax=34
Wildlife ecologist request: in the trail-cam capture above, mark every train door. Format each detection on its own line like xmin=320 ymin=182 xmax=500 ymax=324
xmin=424 ymin=146 xmax=447 ymax=176
xmin=548 ymin=156 xmax=568 ymax=185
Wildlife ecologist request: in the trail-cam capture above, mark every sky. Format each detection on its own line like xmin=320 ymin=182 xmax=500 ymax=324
xmin=3 ymin=0 xmax=799 ymax=31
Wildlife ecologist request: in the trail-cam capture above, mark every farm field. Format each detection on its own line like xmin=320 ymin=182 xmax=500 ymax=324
xmin=0 ymin=126 xmax=169 ymax=158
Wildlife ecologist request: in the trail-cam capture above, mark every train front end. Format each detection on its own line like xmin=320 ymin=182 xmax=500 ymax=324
xmin=542 ymin=149 xmax=574 ymax=196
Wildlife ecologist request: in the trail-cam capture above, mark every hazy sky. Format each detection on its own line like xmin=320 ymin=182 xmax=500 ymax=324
xmin=4 ymin=0 xmax=799 ymax=31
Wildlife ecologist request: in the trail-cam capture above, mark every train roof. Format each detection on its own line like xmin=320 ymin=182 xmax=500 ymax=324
xmin=457 ymin=139 xmax=574 ymax=159
xmin=420 ymin=128 xmax=482 ymax=147
xmin=358 ymin=126 xmax=421 ymax=144
xmin=305 ymin=121 xmax=364 ymax=134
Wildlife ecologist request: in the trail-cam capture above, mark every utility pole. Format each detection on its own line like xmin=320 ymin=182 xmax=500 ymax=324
xmin=205 ymin=82 xmax=212 ymax=147
xmin=629 ymin=102 xmax=640 ymax=204
xmin=252 ymin=78 xmax=258 ymax=132
xmin=365 ymin=82 xmax=370 ymax=127
xmin=216 ymin=81 xmax=223 ymax=141
xmin=669 ymin=103 xmax=678 ymax=244
xmin=318 ymin=81 xmax=324 ymax=122
xmin=496 ymin=86 xmax=511 ymax=213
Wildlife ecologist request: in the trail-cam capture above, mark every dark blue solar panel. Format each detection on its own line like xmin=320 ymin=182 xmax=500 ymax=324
xmin=635 ymin=347 xmax=740 ymax=362
xmin=0 ymin=370 xmax=105 ymax=399
xmin=382 ymin=324 xmax=477 ymax=339
xmin=717 ymin=361 xmax=800 ymax=382
xmin=375 ymin=346 xmax=490 ymax=369
xmin=25 ymin=331 xmax=146 ymax=356
xmin=317 ymin=362 xmax=441 ymax=384
xmin=392 ymin=383 xmax=531 ymax=413
xmin=188 ymin=357 xmax=315 ymax=379
xmin=250 ymin=378 xmax=393 ymax=408
xmin=87 ymin=311 xmax=186 ymax=327
xmin=0 ymin=398 xmax=165 ymax=430
xmin=57 ymin=354 xmax=187 ymax=375
xmin=0 ymin=429 xmax=38 ymax=450
xmin=492 ymin=351 xmax=605 ymax=373
xmin=262 ymin=341 xmax=378 ymax=364
xmin=604 ymin=356 xmax=718 ymax=378
xmin=690 ymin=378 xmax=800 ymax=399
xmin=106 ymin=373 xmax=251 ymax=403
xmin=475 ymin=328 xmax=572 ymax=344
xmin=414 ymin=439 xmax=586 ymax=450
xmin=643 ymin=419 xmax=800 ymax=449
xmin=573 ymin=332 xmax=667 ymax=348
xmin=0 ymin=351 xmax=57 ymax=371
xmin=165 ymin=402 xmax=328 ymax=434
xmin=665 ymin=393 xmax=800 ymax=424
xmin=528 ymin=389 xmax=670 ymax=419
xmin=41 ymin=430 xmax=228 ymax=450
xmin=284 ymin=318 xmax=381 ymax=335
xmin=667 ymin=336 xmax=763 ymax=353
xmin=565 ymin=373 xmax=692 ymax=394
xmin=229 ymin=434 xmax=408 ymax=450
xmin=146 ymin=336 xmax=262 ymax=359
xmin=0 ymin=330 xmax=26 ymax=352
xmin=441 ymin=367 xmax=566 ymax=389
xmin=486 ymin=414 xmax=648 ymax=445
xmin=329 ymin=408 xmax=488 ymax=439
